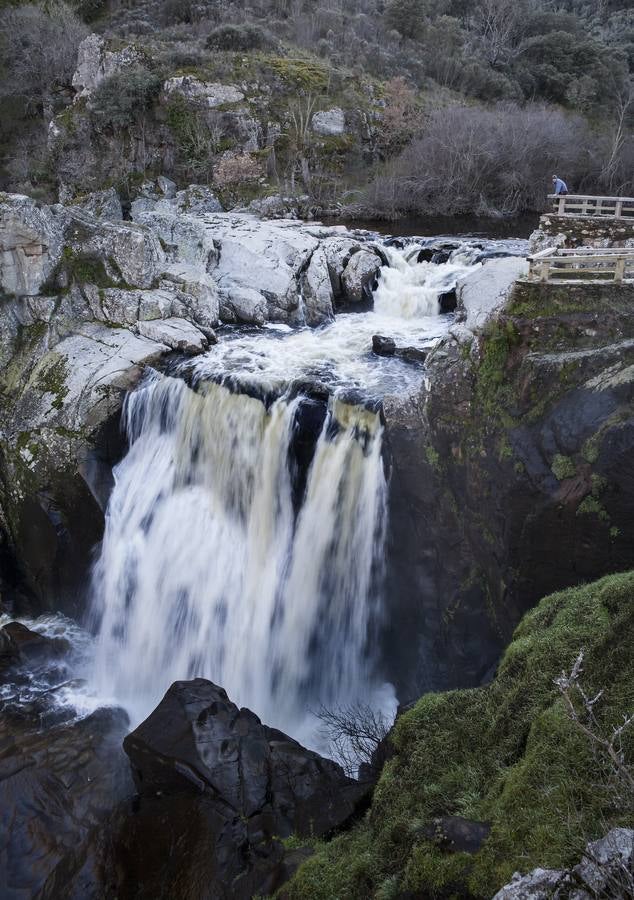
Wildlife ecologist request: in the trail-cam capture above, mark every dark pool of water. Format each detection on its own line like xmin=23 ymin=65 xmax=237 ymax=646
xmin=323 ymin=213 xmax=540 ymax=241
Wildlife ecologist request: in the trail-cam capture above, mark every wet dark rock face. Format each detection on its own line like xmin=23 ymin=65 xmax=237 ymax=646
xmin=0 ymin=669 xmax=367 ymax=900
xmin=381 ymin=280 xmax=634 ymax=702
xmin=105 ymin=679 xmax=368 ymax=900
xmin=0 ymin=622 xmax=132 ymax=900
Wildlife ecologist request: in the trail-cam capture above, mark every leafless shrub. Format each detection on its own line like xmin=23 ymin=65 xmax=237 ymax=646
xmin=213 ymin=152 xmax=262 ymax=186
xmin=364 ymin=102 xmax=632 ymax=217
xmin=555 ymin=650 xmax=634 ymax=807
xmin=313 ymin=701 xmax=392 ymax=779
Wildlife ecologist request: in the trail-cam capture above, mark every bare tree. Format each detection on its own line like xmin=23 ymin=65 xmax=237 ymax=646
xmin=0 ymin=1 xmax=87 ymax=116
xmin=313 ymin=701 xmax=392 ymax=778
xmin=601 ymin=76 xmax=634 ymax=193
xmin=285 ymin=94 xmax=318 ymax=192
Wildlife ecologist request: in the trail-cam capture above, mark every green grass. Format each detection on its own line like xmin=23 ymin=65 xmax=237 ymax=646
xmin=283 ymin=572 xmax=634 ymax=899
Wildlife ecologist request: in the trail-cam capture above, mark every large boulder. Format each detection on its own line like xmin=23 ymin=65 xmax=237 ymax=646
xmin=0 ymin=194 xmax=67 ymax=296
xmin=302 ymin=245 xmax=335 ymax=325
xmin=137 ymin=317 xmax=209 ymax=354
xmin=72 ymin=33 xmax=144 ymax=98
xmin=455 ymin=256 xmax=528 ymax=330
xmin=341 ymin=248 xmax=382 ymax=303
xmin=65 ymin=210 xmax=165 ymax=289
xmin=312 ymin=108 xmax=346 ymax=136
xmin=208 ymin=215 xmax=320 ymax=323
xmin=162 ymin=76 xmax=244 ymax=108
xmin=106 ymin=679 xmax=368 ymax=900
xmin=70 ymin=187 xmax=123 ymax=222
xmin=132 ymin=209 xmax=219 ymax=271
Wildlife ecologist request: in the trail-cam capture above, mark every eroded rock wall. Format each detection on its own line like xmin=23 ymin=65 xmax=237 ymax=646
xmin=382 ymin=278 xmax=634 ymax=700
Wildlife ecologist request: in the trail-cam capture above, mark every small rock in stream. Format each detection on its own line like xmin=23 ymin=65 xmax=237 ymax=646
xmin=372 ymin=334 xmax=396 ymax=356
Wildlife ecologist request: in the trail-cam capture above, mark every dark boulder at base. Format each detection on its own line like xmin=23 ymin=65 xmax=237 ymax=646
xmin=439 ymin=288 xmax=457 ymax=313
xmin=0 ymin=706 xmax=132 ymax=900
xmin=373 ymin=334 xmax=396 ymax=356
xmin=93 ymin=679 xmax=370 ymax=900
xmin=420 ymin=816 xmax=491 ymax=853
xmin=0 ymin=620 xmax=70 ymax=672
xmin=395 ymin=346 xmax=427 ymax=364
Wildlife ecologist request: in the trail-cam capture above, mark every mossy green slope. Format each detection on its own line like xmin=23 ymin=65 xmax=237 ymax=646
xmin=283 ymin=572 xmax=634 ymax=899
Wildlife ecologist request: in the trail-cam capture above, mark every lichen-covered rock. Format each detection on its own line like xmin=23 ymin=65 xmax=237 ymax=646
xmin=341 ymin=247 xmax=382 ymax=303
xmin=70 ymin=187 xmax=122 ymax=222
xmin=302 ymin=245 xmax=335 ymax=325
xmin=492 ymin=828 xmax=634 ymax=898
xmin=532 ymin=213 xmax=634 ymax=250
xmin=132 ymin=210 xmax=219 ymax=271
xmin=162 ymin=75 xmax=244 ymax=108
xmin=72 ymin=33 xmax=144 ymax=98
xmin=571 ymin=827 xmax=634 ymax=897
xmin=456 ymin=256 xmax=528 ymax=330
xmin=65 ymin=211 xmax=165 ymax=289
xmin=491 ymin=867 xmax=565 ymax=898
xmin=133 ymin=184 xmax=223 ymax=218
xmin=137 ymin=317 xmax=209 ymax=354
xmin=0 ymin=194 xmax=68 ymax=296
xmin=312 ymin=108 xmax=346 ymax=136
xmin=247 ymin=194 xmax=317 ymax=220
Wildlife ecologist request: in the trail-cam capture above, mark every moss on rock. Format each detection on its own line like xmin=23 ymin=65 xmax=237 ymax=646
xmin=283 ymin=572 xmax=634 ymax=899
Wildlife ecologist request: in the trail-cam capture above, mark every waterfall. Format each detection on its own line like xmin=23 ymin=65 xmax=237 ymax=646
xmin=373 ymin=245 xmax=479 ymax=318
xmin=90 ymin=373 xmax=392 ymax=745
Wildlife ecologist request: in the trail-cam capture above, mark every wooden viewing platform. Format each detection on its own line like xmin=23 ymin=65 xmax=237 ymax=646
xmin=527 ymin=247 xmax=634 ymax=284
xmin=548 ymin=193 xmax=634 ymax=219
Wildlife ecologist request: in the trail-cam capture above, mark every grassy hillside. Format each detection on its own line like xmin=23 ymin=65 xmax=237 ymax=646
xmin=283 ymin=571 xmax=634 ymax=898
xmin=0 ymin=0 xmax=632 ymax=216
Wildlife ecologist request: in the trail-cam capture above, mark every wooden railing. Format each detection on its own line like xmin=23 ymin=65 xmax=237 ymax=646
xmin=548 ymin=194 xmax=634 ymax=219
xmin=527 ymin=247 xmax=634 ymax=284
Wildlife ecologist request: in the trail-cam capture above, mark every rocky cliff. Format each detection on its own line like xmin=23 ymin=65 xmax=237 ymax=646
xmin=381 ymin=262 xmax=634 ymax=701
xmin=0 ymin=189 xmax=385 ymax=615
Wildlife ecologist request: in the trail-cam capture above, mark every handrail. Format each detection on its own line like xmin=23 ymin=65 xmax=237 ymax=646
xmin=547 ymin=193 xmax=634 ymax=203
xmin=527 ymin=247 xmax=634 ymax=284
xmin=547 ymin=193 xmax=634 ymax=219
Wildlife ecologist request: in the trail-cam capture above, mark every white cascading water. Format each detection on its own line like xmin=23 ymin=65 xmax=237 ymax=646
xmin=373 ymin=245 xmax=477 ymax=318
xmin=87 ymin=237 xmax=520 ymax=748
xmin=90 ymin=375 xmax=391 ymax=745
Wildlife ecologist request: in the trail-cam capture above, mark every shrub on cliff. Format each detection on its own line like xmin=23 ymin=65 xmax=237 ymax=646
xmin=90 ymin=67 xmax=163 ymax=129
xmin=283 ymin=571 xmax=634 ymax=899
xmin=206 ymin=23 xmax=276 ymax=52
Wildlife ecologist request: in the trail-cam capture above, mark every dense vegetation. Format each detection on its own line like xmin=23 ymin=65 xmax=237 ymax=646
xmin=284 ymin=571 xmax=634 ymax=898
xmin=0 ymin=0 xmax=632 ymax=216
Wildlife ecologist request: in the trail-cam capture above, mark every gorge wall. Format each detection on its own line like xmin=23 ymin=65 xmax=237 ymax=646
xmin=382 ymin=275 xmax=634 ymax=699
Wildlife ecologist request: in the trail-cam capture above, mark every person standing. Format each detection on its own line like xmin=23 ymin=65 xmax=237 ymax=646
xmin=552 ymin=175 xmax=568 ymax=196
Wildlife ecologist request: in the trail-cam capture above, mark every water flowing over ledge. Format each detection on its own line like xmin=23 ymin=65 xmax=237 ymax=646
xmin=89 ymin=374 xmax=394 ymax=746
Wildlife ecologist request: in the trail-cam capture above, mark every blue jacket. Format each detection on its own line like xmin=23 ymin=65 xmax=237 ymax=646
xmin=553 ymin=178 xmax=568 ymax=195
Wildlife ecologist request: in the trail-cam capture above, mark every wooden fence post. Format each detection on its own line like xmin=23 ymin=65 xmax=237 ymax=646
xmin=558 ymin=197 xmax=566 ymax=215
xmin=614 ymin=256 xmax=626 ymax=283
xmin=615 ymin=200 xmax=623 ymax=218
